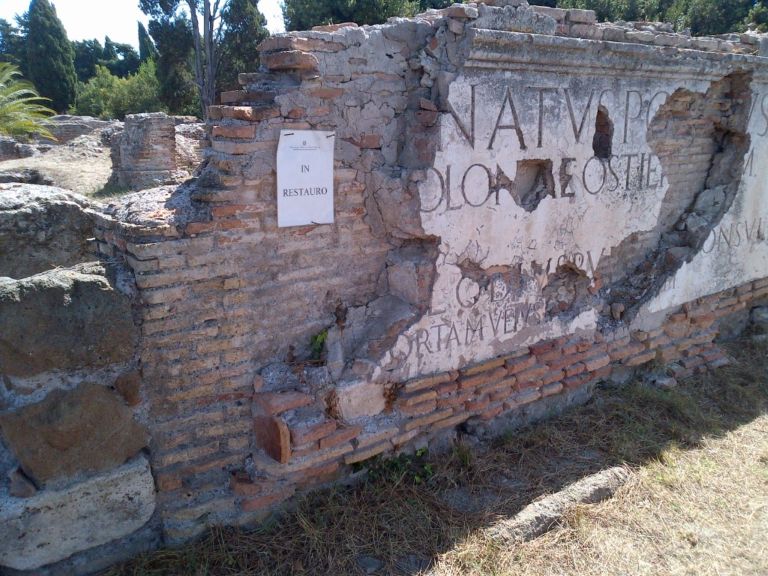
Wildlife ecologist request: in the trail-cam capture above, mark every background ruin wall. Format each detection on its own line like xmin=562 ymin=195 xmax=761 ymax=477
xmin=3 ymin=2 xmax=768 ymax=572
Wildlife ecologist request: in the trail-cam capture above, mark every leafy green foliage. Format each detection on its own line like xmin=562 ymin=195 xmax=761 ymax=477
xmin=26 ymin=0 xmax=77 ymax=113
xmin=217 ymin=0 xmax=269 ymax=91
xmin=664 ymin=0 xmax=753 ymax=35
xmin=101 ymin=37 xmax=141 ymax=78
xmin=360 ymin=448 xmax=435 ymax=485
xmin=557 ymin=0 xmax=755 ymax=34
xmin=0 ymin=62 xmax=55 ymax=140
xmin=283 ymin=0 xmax=421 ymax=31
xmin=72 ymin=65 xmax=114 ymax=118
xmin=73 ymin=60 xmax=164 ymax=120
xmin=72 ymin=39 xmax=103 ymax=83
xmin=747 ymin=2 xmax=768 ymax=32
xmin=417 ymin=0 xmax=455 ymax=9
xmin=309 ymin=329 xmax=328 ymax=361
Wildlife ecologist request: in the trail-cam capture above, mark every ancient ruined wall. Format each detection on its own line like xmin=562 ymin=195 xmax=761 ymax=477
xmin=111 ymin=113 xmax=179 ymax=191
xmin=60 ymin=0 xmax=768 ymax=564
xmin=0 ymin=185 xmax=153 ymax=573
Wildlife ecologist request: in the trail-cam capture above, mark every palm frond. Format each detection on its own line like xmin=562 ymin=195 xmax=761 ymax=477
xmin=0 ymin=62 xmax=56 ymax=141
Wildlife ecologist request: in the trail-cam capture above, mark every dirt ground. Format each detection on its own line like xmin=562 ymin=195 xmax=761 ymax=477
xmin=0 ymin=135 xmax=112 ymax=196
xmin=104 ymin=338 xmax=768 ymax=576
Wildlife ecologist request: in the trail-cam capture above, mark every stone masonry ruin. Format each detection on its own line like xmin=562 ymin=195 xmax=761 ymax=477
xmin=109 ymin=112 xmax=207 ymax=191
xmin=2 ymin=1 xmax=768 ymax=572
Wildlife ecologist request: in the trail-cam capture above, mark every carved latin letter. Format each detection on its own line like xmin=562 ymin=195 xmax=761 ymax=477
xmin=489 ymin=88 xmax=527 ymax=151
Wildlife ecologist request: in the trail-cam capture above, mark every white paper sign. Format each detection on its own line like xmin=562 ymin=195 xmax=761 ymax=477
xmin=277 ymin=130 xmax=335 ymax=227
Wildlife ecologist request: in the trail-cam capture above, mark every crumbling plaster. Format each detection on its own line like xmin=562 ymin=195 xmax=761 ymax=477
xmin=374 ymin=26 xmax=768 ymax=380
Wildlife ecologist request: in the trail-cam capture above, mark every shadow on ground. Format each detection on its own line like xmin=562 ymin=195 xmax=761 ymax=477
xmin=104 ymin=339 xmax=768 ymax=576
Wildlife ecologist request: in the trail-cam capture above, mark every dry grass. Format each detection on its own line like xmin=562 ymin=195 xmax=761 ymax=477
xmin=106 ymin=339 xmax=768 ymax=576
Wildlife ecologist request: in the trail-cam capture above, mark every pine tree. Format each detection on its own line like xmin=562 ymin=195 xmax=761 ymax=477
xmin=217 ymin=0 xmax=269 ymax=92
xmin=26 ymin=0 xmax=76 ymax=113
xmin=138 ymin=22 xmax=158 ymax=62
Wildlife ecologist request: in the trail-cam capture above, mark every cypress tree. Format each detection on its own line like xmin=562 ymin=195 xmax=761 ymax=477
xmin=138 ymin=22 xmax=157 ymax=62
xmin=147 ymin=17 xmax=198 ymax=116
xmin=26 ymin=0 xmax=76 ymax=113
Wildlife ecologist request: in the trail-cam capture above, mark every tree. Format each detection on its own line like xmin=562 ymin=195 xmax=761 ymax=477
xmin=665 ymin=0 xmax=752 ymax=34
xmin=74 ymin=60 xmax=165 ymax=120
xmin=217 ymin=0 xmax=269 ymax=91
xmin=0 ymin=62 xmax=55 ymax=140
xmin=73 ymin=65 xmax=116 ymax=118
xmin=110 ymin=59 xmax=165 ymax=119
xmin=747 ymin=1 xmax=768 ymax=31
xmin=140 ymin=0 xmax=228 ymax=119
xmin=283 ymin=0 xmax=420 ymax=31
xmin=138 ymin=22 xmax=158 ymax=62
xmin=72 ymin=39 xmax=104 ymax=83
xmin=102 ymin=40 xmax=141 ymax=77
xmin=148 ymin=17 xmax=199 ymax=116
xmin=0 ymin=16 xmax=28 ymax=75
xmin=26 ymin=0 xmax=76 ymax=112
xmin=556 ymin=0 xmax=752 ymax=33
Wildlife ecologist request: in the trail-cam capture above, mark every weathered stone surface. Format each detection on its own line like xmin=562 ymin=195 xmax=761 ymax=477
xmin=0 ymin=262 xmax=137 ymax=378
xmin=0 ymin=167 xmax=54 ymax=185
xmin=0 ymin=455 xmax=156 ymax=571
xmin=110 ymin=112 xmax=179 ymax=191
xmin=8 ymin=468 xmax=37 ymax=498
xmin=0 ymin=184 xmax=97 ymax=279
xmin=0 ymin=135 xmax=39 ymax=161
xmin=40 ymin=115 xmax=113 ymax=144
xmin=337 ymin=380 xmax=386 ymax=421
xmin=487 ymin=467 xmax=629 ymax=543
xmin=262 ymin=50 xmax=319 ymax=71
xmin=175 ymin=122 xmax=206 ymax=172
xmin=114 ymin=370 xmax=142 ymax=406
xmin=0 ymin=382 xmax=148 ymax=485
xmin=750 ymin=306 xmax=768 ymax=333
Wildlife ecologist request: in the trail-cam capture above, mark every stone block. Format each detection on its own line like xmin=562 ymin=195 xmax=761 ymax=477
xmin=336 ymin=380 xmax=386 ymax=421
xmin=0 ymin=184 xmax=96 ymax=279
xmin=262 ymin=50 xmax=319 ymax=71
xmin=0 ymin=262 xmax=137 ymax=378
xmin=111 ymin=113 xmax=177 ymax=191
xmin=212 ymin=124 xmax=257 ymax=139
xmin=0 ymin=455 xmax=155 ymax=571
xmin=444 ymin=5 xmax=479 ymax=19
xmin=0 ymin=383 xmax=149 ymax=486
xmin=567 ymin=9 xmax=596 ymax=24
xmin=532 ymin=6 xmax=566 ymax=22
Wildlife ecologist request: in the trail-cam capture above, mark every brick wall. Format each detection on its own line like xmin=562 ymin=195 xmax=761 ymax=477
xmin=94 ymin=1 xmax=768 ymax=546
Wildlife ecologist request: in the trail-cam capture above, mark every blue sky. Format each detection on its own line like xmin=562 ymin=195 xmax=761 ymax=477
xmin=0 ymin=0 xmax=285 ymax=47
